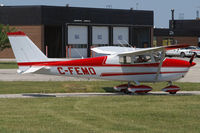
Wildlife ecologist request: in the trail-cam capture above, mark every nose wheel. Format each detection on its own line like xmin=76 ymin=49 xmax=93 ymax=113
xmin=162 ymin=81 xmax=180 ymax=94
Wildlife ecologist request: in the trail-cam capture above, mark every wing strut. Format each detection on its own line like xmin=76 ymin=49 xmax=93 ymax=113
xmin=155 ymin=50 xmax=166 ymax=81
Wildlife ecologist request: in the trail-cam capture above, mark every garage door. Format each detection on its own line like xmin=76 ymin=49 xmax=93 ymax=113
xmin=92 ymin=26 xmax=109 ymax=45
xmin=113 ymin=27 xmax=129 ymax=45
xmin=68 ymin=26 xmax=88 ymax=58
xmin=68 ymin=26 xmax=88 ymax=44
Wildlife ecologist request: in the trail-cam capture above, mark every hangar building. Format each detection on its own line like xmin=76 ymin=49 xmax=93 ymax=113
xmin=0 ymin=6 xmax=153 ymax=58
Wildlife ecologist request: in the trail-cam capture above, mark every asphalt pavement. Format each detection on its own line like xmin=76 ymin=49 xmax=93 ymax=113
xmin=0 ymin=91 xmax=199 ymax=98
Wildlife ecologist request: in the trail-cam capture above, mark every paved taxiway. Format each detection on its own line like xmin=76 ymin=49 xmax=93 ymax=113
xmin=0 ymin=91 xmax=200 ymax=98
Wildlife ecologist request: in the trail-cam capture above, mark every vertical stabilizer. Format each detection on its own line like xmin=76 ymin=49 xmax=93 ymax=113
xmin=7 ymin=31 xmax=47 ymax=62
xmin=7 ymin=31 xmax=48 ymax=73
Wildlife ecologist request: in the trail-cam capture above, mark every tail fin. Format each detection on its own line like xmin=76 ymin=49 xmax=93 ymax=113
xmin=7 ymin=31 xmax=47 ymax=62
xmin=7 ymin=31 xmax=48 ymax=73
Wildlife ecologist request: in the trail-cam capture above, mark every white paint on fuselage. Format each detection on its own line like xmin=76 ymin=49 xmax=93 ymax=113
xmin=34 ymin=55 xmax=191 ymax=83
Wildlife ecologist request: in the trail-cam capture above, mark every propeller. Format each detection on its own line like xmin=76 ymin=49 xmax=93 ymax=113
xmin=189 ymin=53 xmax=197 ymax=65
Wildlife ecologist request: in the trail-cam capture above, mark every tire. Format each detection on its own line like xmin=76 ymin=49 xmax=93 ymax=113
xmin=180 ymin=52 xmax=185 ymax=58
xmin=169 ymin=92 xmax=176 ymax=94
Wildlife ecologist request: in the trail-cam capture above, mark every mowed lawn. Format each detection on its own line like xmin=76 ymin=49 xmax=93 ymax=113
xmin=0 ymin=96 xmax=199 ymax=133
xmin=0 ymin=62 xmax=18 ymax=69
xmin=0 ymin=81 xmax=200 ymax=94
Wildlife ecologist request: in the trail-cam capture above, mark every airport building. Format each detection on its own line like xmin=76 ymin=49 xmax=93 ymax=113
xmin=154 ymin=20 xmax=200 ymax=47
xmin=0 ymin=5 xmax=153 ymax=58
xmin=154 ymin=10 xmax=200 ymax=47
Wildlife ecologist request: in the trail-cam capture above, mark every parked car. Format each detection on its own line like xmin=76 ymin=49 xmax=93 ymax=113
xmin=189 ymin=46 xmax=200 ymax=57
xmin=166 ymin=46 xmax=200 ymax=58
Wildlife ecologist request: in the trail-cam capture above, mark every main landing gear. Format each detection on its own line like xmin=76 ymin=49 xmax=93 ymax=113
xmin=113 ymin=81 xmax=181 ymax=95
xmin=113 ymin=82 xmax=152 ymax=94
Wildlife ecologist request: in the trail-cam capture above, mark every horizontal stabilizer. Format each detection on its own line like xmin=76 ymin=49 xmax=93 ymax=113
xmin=21 ymin=66 xmax=45 ymax=74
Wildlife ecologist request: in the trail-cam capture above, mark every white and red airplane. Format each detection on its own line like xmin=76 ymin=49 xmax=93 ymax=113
xmin=7 ymin=31 xmax=196 ymax=94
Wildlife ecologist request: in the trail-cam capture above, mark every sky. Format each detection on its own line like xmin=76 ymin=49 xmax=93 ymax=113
xmin=1 ymin=0 xmax=200 ymax=28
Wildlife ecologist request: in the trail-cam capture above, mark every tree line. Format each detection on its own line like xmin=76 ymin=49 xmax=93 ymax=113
xmin=0 ymin=24 xmax=16 ymax=51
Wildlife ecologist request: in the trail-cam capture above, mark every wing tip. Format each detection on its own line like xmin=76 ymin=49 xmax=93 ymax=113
xmin=165 ymin=44 xmax=190 ymax=50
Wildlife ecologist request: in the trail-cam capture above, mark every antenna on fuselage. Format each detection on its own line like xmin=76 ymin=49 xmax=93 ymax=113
xmin=117 ymin=40 xmax=134 ymax=49
xmin=123 ymin=40 xmax=134 ymax=49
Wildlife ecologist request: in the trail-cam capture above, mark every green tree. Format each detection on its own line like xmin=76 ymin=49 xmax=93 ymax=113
xmin=0 ymin=24 xmax=16 ymax=51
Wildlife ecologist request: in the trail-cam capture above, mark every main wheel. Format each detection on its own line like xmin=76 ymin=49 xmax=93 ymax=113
xmin=180 ymin=52 xmax=185 ymax=58
xmin=169 ymin=92 xmax=177 ymax=94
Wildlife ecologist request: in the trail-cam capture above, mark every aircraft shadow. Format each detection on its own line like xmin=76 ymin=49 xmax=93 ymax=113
xmin=22 ymin=94 xmax=56 ymax=97
xmin=102 ymin=87 xmax=116 ymax=92
xmin=101 ymin=88 xmax=195 ymax=96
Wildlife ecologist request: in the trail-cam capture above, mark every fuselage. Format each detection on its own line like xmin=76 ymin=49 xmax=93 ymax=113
xmin=18 ymin=55 xmax=196 ymax=82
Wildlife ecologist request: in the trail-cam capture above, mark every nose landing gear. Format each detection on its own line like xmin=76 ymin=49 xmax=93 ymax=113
xmin=162 ymin=81 xmax=181 ymax=94
xmin=162 ymin=85 xmax=180 ymax=94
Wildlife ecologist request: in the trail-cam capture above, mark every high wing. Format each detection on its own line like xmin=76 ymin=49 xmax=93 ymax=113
xmin=118 ymin=44 xmax=190 ymax=56
xmin=92 ymin=44 xmax=190 ymax=56
xmin=118 ymin=47 xmax=163 ymax=56
xmin=91 ymin=46 xmax=137 ymax=55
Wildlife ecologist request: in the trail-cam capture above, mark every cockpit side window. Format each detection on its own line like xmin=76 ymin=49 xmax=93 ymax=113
xmin=133 ymin=55 xmax=152 ymax=63
xmin=119 ymin=52 xmax=163 ymax=64
xmin=119 ymin=56 xmax=131 ymax=64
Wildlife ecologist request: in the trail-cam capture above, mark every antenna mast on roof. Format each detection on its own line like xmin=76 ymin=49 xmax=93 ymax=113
xmin=196 ymin=6 xmax=200 ymax=20
xmin=106 ymin=5 xmax=112 ymax=9
xmin=136 ymin=3 xmax=139 ymax=10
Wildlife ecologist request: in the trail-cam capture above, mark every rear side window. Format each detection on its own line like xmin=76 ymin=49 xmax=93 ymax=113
xmin=119 ymin=56 xmax=131 ymax=64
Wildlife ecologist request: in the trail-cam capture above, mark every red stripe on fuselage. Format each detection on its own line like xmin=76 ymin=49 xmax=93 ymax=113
xmin=17 ymin=57 xmax=191 ymax=68
xmin=100 ymin=71 xmax=187 ymax=77
xmin=18 ymin=56 xmax=108 ymax=67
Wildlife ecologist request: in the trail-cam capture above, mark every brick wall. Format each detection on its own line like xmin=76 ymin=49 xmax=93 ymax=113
xmin=173 ymin=36 xmax=198 ymax=46
xmin=0 ymin=25 xmax=44 ymax=58
xmin=155 ymin=36 xmax=198 ymax=46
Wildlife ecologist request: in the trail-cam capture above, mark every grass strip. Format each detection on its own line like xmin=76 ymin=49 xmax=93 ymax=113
xmin=0 ymin=62 xmax=18 ymax=69
xmin=0 ymin=96 xmax=199 ymax=133
xmin=0 ymin=81 xmax=199 ymax=94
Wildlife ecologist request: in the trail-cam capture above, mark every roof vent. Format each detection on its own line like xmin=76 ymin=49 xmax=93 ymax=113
xmin=106 ymin=5 xmax=112 ymax=9
xmin=66 ymin=4 xmax=69 ymax=7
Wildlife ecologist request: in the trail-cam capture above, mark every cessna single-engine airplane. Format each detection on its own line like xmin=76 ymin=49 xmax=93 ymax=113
xmin=7 ymin=31 xmax=196 ymax=94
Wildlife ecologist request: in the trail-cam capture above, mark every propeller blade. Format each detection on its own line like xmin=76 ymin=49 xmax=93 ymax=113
xmin=189 ymin=53 xmax=196 ymax=64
